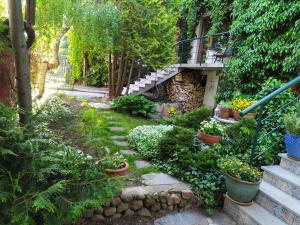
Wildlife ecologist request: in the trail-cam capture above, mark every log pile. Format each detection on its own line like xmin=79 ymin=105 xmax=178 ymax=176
xmin=166 ymin=71 xmax=206 ymax=112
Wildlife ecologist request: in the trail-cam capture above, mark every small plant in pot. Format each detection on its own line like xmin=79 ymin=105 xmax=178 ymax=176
xmin=218 ymin=101 xmax=232 ymax=119
xmin=284 ymin=113 xmax=300 ymax=160
xmin=101 ymin=151 xmax=129 ymax=176
xmin=231 ymin=99 xmax=257 ymax=120
xmin=219 ymin=156 xmax=262 ymax=205
xmin=199 ymin=120 xmax=224 ymax=145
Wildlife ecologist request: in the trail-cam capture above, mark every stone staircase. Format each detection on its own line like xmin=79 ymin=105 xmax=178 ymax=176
xmin=122 ymin=64 xmax=180 ymax=95
xmin=224 ymin=153 xmax=300 ymax=225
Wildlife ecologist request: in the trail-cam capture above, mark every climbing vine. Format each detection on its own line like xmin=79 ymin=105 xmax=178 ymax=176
xmin=218 ymin=0 xmax=300 ymax=100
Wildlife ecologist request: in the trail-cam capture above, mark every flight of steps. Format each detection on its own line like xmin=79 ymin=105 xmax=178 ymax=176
xmin=224 ymin=153 xmax=300 ymax=225
xmin=122 ymin=64 xmax=180 ymax=95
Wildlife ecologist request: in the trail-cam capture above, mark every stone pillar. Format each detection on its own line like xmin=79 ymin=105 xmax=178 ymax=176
xmin=203 ymin=70 xmax=219 ymax=108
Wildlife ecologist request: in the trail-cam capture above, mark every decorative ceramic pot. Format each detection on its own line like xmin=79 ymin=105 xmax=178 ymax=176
xmin=285 ymin=133 xmax=300 ymax=160
xmin=225 ymin=174 xmax=261 ymax=205
xmin=105 ymin=161 xmax=129 ymax=176
xmin=232 ymin=111 xmax=241 ymax=121
xmin=199 ymin=131 xmax=222 ymax=145
xmin=219 ymin=107 xmax=230 ymax=119
xmin=245 ymin=113 xmax=256 ymax=119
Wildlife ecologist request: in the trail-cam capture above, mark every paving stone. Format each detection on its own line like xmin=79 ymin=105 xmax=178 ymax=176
xmin=108 ymin=121 xmax=121 ymax=125
xmin=120 ymin=150 xmax=138 ymax=155
xmin=135 ymin=160 xmax=152 ymax=169
xmin=109 ymin=127 xmax=124 ymax=131
xmin=111 ymin=135 xmax=127 ymax=140
xmin=154 ymin=209 xmax=209 ymax=225
xmin=141 ymin=173 xmax=184 ymax=186
xmin=113 ymin=140 xmax=129 ymax=147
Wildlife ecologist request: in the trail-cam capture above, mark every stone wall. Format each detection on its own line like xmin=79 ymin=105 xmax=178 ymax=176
xmin=77 ymin=186 xmax=197 ymax=224
xmin=166 ymin=70 xmax=206 ymax=112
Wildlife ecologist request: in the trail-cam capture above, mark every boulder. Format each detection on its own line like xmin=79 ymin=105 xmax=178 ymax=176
xmin=117 ymin=202 xmax=129 ymax=213
xmin=104 ymin=207 xmax=116 ymax=217
xmin=83 ymin=209 xmax=94 ymax=218
xmin=112 ymin=197 xmax=122 ymax=206
xmin=92 ymin=214 xmax=105 ymax=222
xmin=124 ymin=209 xmax=135 ymax=216
xmin=137 ymin=207 xmax=152 ymax=218
xmin=181 ymin=190 xmax=194 ymax=200
xmin=151 ymin=203 xmax=161 ymax=212
xmin=144 ymin=197 xmax=156 ymax=207
xmin=130 ymin=200 xmax=143 ymax=211
xmin=94 ymin=207 xmax=103 ymax=215
xmin=167 ymin=193 xmax=181 ymax=205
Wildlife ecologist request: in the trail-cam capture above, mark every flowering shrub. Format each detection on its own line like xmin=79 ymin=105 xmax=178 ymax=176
xmin=168 ymin=106 xmax=177 ymax=117
xmin=230 ymin=99 xmax=256 ymax=111
xmin=218 ymin=157 xmax=262 ymax=183
xmin=128 ymin=125 xmax=173 ymax=159
xmin=200 ymin=121 xmax=224 ymax=136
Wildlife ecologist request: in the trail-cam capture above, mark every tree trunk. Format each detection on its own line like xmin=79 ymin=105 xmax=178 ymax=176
xmin=137 ymin=61 xmax=142 ymax=80
xmin=108 ymin=53 xmax=112 ymax=97
xmin=7 ymin=0 xmax=32 ymax=124
xmin=82 ymin=53 xmax=88 ymax=86
xmin=115 ymin=52 xmax=125 ymax=97
xmin=111 ymin=53 xmax=117 ymax=98
xmin=37 ymin=62 xmax=48 ymax=99
xmin=118 ymin=56 xmax=128 ymax=96
xmin=125 ymin=60 xmax=135 ymax=95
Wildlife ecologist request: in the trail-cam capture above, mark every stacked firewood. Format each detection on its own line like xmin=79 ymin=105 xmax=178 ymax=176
xmin=166 ymin=71 xmax=205 ymax=112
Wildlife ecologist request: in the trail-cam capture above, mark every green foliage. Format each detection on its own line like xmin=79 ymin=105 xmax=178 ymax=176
xmin=284 ymin=113 xmax=300 ymax=136
xmin=254 ymin=78 xmax=299 ymax=164
xmin=34 ymin=96 xmax=74 ymax=125
xmin=128 ymin=125 xmax=173 ymax=159
xmin=219 ymin=156 xmax=262 ymax=182
xmin=0 ymin=19 xmax=9 ymax=55
xmin=86 ymin=56 xmax=108 ymax=87
xmin=112 ymin=95 xmax=156 ymax=117
xmin=0 ymin=102 xmax=122 ymax=224
xmin=158 ymin=126 xmax=195 ymax=168
xmin=192 ymin=149 xmax=220 ymax=172
xmin=219 ymin=0 xmax=300 ymax=100
xmin=171 ymin=107 xmax=212 ymax=129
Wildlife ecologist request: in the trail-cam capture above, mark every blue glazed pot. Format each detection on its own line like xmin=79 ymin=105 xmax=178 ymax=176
xmin=285 ymin=133 xmax=300 ymax=160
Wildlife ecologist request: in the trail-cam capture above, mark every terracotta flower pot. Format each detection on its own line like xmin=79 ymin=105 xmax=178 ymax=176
xmin=233 ymin=111 xmax=241 ymax=121
xmin=105 ymin=161 xmax=129 ymax=176
xmin=199 ymin=131 xmax=222 ymax=145
xmin=245 ymin=113 xmax=256 ymax=119
xmin=225 ymin=174 xmax=261 ymax=205
xmin=219 ymin=107 xmax=230 ymax=119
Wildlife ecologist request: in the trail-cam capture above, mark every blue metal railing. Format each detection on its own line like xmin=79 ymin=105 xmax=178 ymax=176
xmin=240 ymin=76 xmax=300 ymax=164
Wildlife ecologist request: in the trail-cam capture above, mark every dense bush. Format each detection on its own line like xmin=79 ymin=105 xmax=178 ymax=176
xmin=128 ymin=125 xmax=173 ymax=159
xmin=158 ymin=126 xmax=195 ymax=160
xmin=284 ymin=113 xmax=300 ymax=136
xmin=171 ymin=107 xmax=212 ymax=129
xmin=112 ymin=95 xmax=156 ymax=117
xmin=0 ymin=103 xmax=121 ymax=224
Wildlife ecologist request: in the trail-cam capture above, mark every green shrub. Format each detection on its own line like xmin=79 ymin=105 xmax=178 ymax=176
xmin=284 ymin=113 xmax=300 ymax=136
xmin=158 ymin=126 xmax=195 ymax=168
xmin=192 ymin=149 xmax=220 ymax=172
xmin=128 ymin=125 xmax=173 ymax=159
xmin=112 ymin=95 xmax=156 ymax=117
xmin=0 ymin=103 xmax=121 ymax=224
xmin=34 ymin=96 xmax=74 ymax=125
xmin=171 ymin=107 xmax=212 ymax=129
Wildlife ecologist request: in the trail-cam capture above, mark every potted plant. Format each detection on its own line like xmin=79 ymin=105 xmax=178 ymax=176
xmin=218 ymin=101 xmax=232 ymax=119
xmin=230 ymin=99 xmax=257 ymax=120
xmin=219 ymin=157 xmax=262 ymax=205
xmin=102 ymin=152 xmax=129 ymax=176
xmin=199 ymin=120 xmax=223 ymax=145
xmin=284 ymin=113 xmax=300 ymax=160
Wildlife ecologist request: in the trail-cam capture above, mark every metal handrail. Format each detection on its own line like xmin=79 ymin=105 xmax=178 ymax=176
xmin=174 ymin=31 xmax=230 ymax=46
xmin=240 ymin=75 xmax=300 ymax=116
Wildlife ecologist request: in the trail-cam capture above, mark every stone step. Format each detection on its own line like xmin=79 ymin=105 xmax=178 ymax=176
xmin=223 ymin=195 xmax=288 ymax=225
xmin=256 ymin=181 xmax=300 ymax=225
xmin=262 ymin=166 xmax=300 ymax=201
xmin=279 ymin=153 xmax=300 ymax=176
